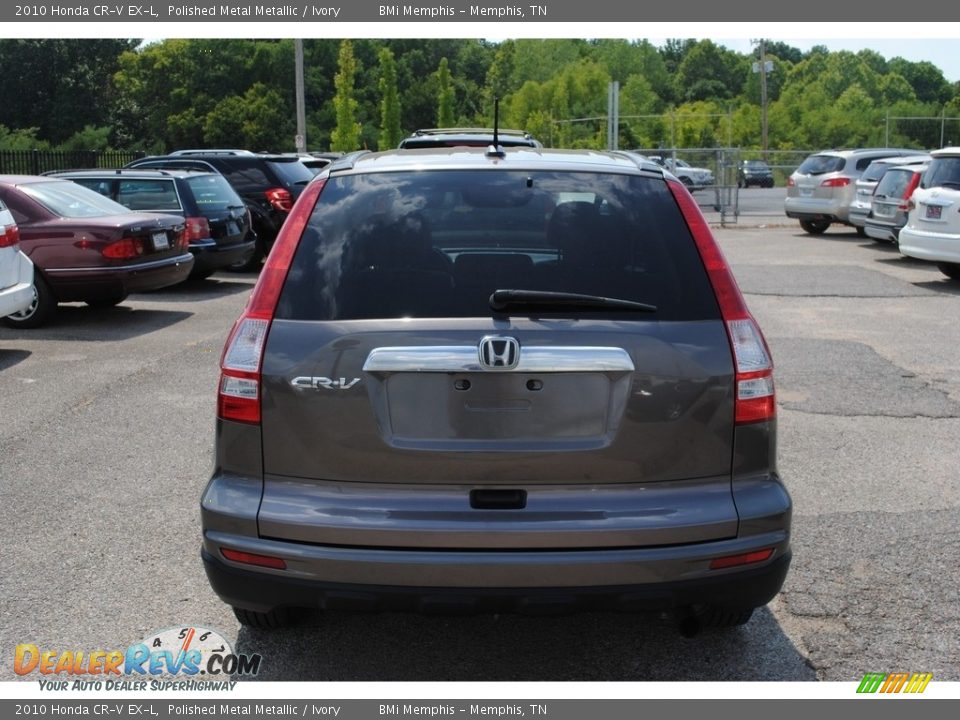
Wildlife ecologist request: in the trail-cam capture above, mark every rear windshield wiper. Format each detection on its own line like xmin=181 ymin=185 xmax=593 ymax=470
xmin=489 ymin=289 xmax=657 ymax=314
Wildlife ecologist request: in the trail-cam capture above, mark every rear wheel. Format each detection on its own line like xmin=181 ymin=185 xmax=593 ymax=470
xmin=936 ymin=262 xmax=960 ymax=280
xmin=227 ymin=244 xmax=264 ymax=273
xmin=232 ymin=606 xmax=290 ymax=630
xmin=799 ymin=219 xmax=830 ymax=235
xmin=4 ymin=275 xmax=56 ymax=329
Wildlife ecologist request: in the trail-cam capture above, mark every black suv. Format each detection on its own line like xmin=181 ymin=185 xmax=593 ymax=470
xmin=202 ymin=147 xmax=791 ymax=632
xmin=125 ymin=150 xmax=315 ymax=271
xmin=51 ymin=169 xmax=255 ymax=279
xmin=398 ymin=128 xmax=541 ymax=149
xmin=738 ymin=160 xmax=774 ymax=188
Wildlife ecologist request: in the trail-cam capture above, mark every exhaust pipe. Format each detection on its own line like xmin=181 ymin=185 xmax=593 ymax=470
xmin=675 ymin=608 xmax=702 ymax=638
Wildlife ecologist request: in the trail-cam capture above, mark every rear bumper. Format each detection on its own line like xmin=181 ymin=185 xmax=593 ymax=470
xmin=0 ymin=250 xmax=34 ymax=318
xmin=190 ymin=238 xmax=256 ymax=273
xmin=45 ymin=253 xmax=194 ymax=300
xmin=898 ymin=226 xmax=960 ymax=263
xmin=784 ymin=197 xmax=848 ymax=223
xmin=202 ymin=545 xmax=791 ymax=614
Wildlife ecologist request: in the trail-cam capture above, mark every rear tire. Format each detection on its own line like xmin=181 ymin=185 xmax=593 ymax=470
xmin=936 ymin=262 xmax=960 ymax=280
xmin=855 ymin=226 xmax=867 ymax=238
xmin=799 ymin=219 xmax=830 ymax=235
xmin=232 ymin=606 xmax=289 ymax=630
xmin=227 ymin=246 xmax=264 ymax=273
xmin=4 ymin=274 xmax=56 ymax=329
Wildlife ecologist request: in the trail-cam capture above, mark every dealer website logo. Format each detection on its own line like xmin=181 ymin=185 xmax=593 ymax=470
xmin=857 ymin=672 xmax=933 ymax=694
xmin=14 ymin=626 xmax=262 ymax=690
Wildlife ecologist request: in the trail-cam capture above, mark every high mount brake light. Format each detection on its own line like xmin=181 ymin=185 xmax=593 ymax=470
xmin=667 ymin=180 xmax=776 ymax=425
xmin=217 ymin=180 xmax=326 ymax=425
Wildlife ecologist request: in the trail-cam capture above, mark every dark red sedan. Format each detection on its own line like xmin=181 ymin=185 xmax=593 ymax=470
xmin=0 ymin=175 xmax=194 ymax=328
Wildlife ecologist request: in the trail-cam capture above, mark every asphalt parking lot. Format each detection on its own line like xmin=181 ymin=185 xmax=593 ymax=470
xmin=2 ymin=221 xmax=958 ymax=682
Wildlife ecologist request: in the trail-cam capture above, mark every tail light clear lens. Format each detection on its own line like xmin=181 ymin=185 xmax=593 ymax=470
xmin=787 ymin=177 xmax=795 ymax=187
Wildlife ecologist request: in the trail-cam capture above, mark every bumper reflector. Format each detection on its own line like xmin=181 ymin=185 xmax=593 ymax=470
xmin=709 ymin=548 xmax=774 ymax=570
xmin=221 ymin=548 xmax=287 ymax=570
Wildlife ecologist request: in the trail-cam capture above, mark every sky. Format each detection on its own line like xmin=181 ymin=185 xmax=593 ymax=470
xmin=715 ymin=39 xmax=960 ymax=84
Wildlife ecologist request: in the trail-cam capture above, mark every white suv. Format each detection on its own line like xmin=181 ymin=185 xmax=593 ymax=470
xmin=0 ymin=198 xmax=34 ymax=319
xmin=785 ymin=148 xmax=920 ymax=234
xmin=899 ymin=147 xmax=960 ymax=280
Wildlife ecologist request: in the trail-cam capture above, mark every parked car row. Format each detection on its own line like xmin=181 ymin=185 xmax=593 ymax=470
xmin=785 ymin=146 xmax=960 ymax=281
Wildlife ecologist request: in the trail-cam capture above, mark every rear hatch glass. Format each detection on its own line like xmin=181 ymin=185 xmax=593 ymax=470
xmin=185 ymin=174 xmax=245 ymax=212
xmin=796 ymin=155 xmax=845 ymax=175
xmin=875 ymin=168 xmax=917 ymax=198
xmin=276 ymin=170 xmax=719 ymax=322
xmin=922 ymin=157 xmax=960 ymax=190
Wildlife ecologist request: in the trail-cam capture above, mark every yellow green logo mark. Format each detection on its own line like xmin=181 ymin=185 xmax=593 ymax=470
xmin=857 ymin=672 xmax=933 ymax=694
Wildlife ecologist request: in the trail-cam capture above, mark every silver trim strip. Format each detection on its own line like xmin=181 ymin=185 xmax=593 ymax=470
xmin=363 ymin=346 xmax=635 ymax=373
xmin=45 ymin=253 xmax=194 ymax=275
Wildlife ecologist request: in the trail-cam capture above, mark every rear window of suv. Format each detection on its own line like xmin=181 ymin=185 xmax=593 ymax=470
xmin=876 ymin=168 xmax=919 ymax=198
xmin=922 ymin=157 xmax=960 ymax=189
xmin=276 ymin=170 xmax=721 ymax=322
xmin=796 ymin=155 xmax=845 ymax=175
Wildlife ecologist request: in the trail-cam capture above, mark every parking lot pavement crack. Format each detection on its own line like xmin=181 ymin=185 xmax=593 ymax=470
xmin=780 ymin=407 xmax=960 ymax=420
xmin=777 ymin=510 xmax=960 ymax=680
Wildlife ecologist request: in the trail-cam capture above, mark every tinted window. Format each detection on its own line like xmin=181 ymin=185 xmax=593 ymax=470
xmin=276 ymin=170 xmax=720 ymax=322
xmin=875 ymin=168 xmax=919 ymax=198
xmin=797 ymin=155 xmax=845 ymax=175
xmin=116 ymin=179 xmax=181 ymax=211
xmin=185 ymin=174 xmax=244 ymax=211
xmin=19 ymin=181 xmax=128 ymax=218
xmin=922 ymin=157 xmax=960 ymax=189
xmin=860 ymin=161 xmax=894 ymax=183
xmin=264 ymin=160 xmax=315 ymax=187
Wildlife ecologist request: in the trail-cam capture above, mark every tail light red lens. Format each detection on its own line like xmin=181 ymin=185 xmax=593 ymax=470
xmin=786 ymin=177 xmax=795 ymax=187
xmin=899 ymin=173 xmax=922 ymax=211
xmin=667 ymin=180 xmax=776 ymax=425
xmin=102 ymin=237 xmax=145 ymax=260
xmin=0 ymin=223 xmax=20 ymax=248
xmin=265 ymin=188 xmax=294 ymax=212
xmin=183 ymin=216 xmax=211 ymax=243
xmin=217 ymin=180 xmax=327 ymax=425
xmin=820 ymin=177 xmax=850 ymax=188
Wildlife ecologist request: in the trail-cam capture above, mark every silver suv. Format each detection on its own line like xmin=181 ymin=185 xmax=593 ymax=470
xmin=785 ymin=148 xmax=920 ymax=234
xmin=201 ymin=147 xmax=792 ymax=633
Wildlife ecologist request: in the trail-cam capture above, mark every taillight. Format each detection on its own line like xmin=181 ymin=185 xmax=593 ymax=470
xmin=820 ymin=177 xmax=850 ymax=187
xmin=899 ymin=173 xmax=922 ymax=211
xmin=667 ymin=180 xmax=775 ymax=425
xmin=0 ymin=223 xmax=20 ymax=248
xmin=786 ymin=177 xmax=795 ymax=187
xmin=102 ymin=237 xmax=145 ymax=259
xmin=183 ymin=216 xmax=211 ymax=243
xmin=217 ymin=179 xmax=326 ymax=425
xmin=265 ymin=188 xmax=294 ymax=212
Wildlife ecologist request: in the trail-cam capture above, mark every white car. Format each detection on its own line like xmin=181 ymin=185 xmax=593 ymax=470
xmin=0 ymin=198 xmax=35 ymax=320
xmin=898 ymin=147 xmax=960 ymax=280
xmin=648 ymin=156 xmax=715 ymax=191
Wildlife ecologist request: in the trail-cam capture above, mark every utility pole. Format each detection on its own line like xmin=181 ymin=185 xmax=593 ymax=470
xmin=295 ymin=39 xmax=306 ymax=154
xmin=759 ymin=39 xmax=768 ymax=158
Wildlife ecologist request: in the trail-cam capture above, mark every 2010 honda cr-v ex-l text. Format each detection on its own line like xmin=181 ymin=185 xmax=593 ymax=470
xmin=200 ymin=146 xmax=792 ymax=632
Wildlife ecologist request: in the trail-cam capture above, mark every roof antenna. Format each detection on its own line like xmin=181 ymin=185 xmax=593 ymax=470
xmin=487 ymin=97 xmax=505 ymax=158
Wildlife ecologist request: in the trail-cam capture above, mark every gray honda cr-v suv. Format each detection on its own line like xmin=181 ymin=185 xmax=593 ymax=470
xmin=201 ymin=146 xmax=792 ymax=632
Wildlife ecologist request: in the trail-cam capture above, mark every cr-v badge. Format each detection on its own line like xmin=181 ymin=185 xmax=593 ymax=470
xmin=291 ymin=377 xmax=361 ymax=390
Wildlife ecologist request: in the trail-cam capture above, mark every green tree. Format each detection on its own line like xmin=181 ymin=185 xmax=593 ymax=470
xmin=378 ymin=47 xmax=402 ymax=150
xmin=436 ymin=57 xmax=455 ymax=128
xmin=330 ymin=40 xmax=362 ymax=151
